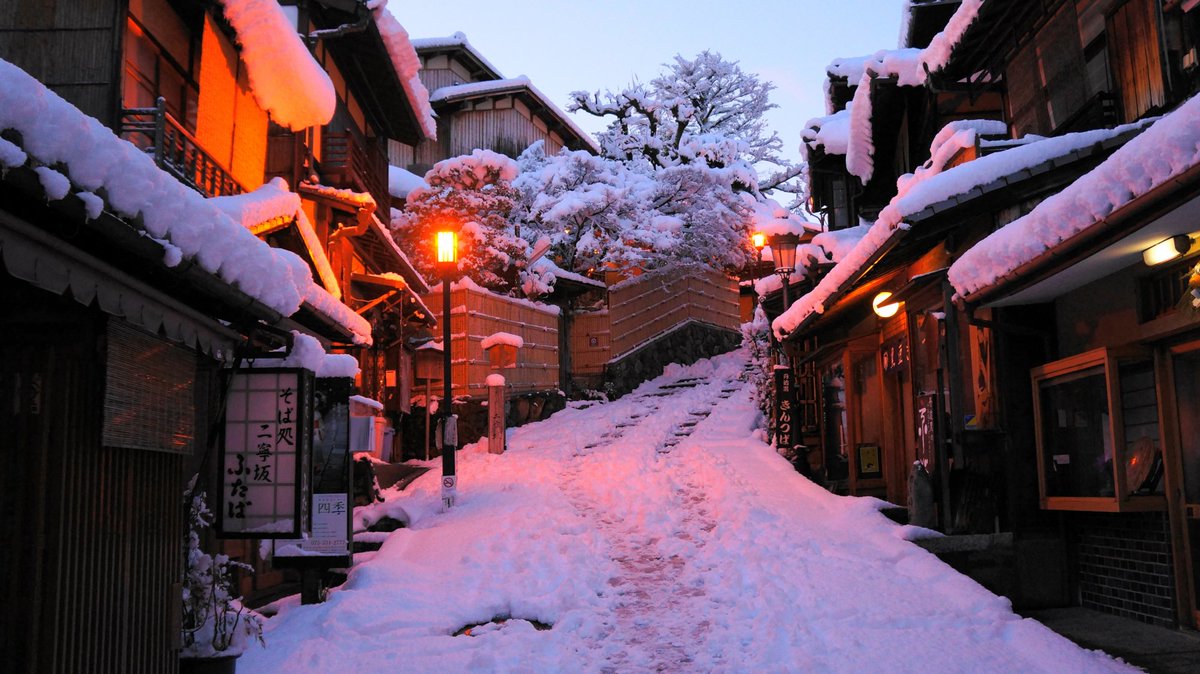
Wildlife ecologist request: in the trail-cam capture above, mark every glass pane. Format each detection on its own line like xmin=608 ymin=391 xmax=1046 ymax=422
xmin=1119 ymin=360 xmax=1161 ymax=495
xmin=1175 ymin=351 xmax=1200 ymax=504
xmin=1041 ymin=366 xmax=1113 ymax=497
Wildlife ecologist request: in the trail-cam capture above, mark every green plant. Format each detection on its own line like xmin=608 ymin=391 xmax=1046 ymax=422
xmin=181 ymin=479 xmax=264 ymax=658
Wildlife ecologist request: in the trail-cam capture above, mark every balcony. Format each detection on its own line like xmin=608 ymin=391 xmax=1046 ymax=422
xmin=321 ymin=126 xmax=389 ymax=217
xmin=120 ymin=97 xmax=244 ymax=198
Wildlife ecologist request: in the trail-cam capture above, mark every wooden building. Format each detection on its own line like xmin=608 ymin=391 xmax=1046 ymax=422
xmin=0 ymin=0 xmax=436 ymax=669
xmin=396 ymin=32 xmax=598 ymax=174
xmin=769 ymin=0 xmax=1200 ymax=630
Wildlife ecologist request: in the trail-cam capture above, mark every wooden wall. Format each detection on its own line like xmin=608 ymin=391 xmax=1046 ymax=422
xmin=195 ymin=13 xmax=267 ymax=190
xmin=570 ymin=310 xmax=611 ymax=377
xmin=2 ymin=283 xmax=185 ymax=674
xmin=0 ymin=0 xmax=124 ymax=127
xmin=423 ymin=285 xmax=560 ymax=399
xmin=408 ymin=95 xmax=570 ymax=171
xmin=608 ymin=268 xmax=741 ymax=361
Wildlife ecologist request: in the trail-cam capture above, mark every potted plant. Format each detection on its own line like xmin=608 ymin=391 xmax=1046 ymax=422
xmin=180 ymin=481 xmax=264 ymax=673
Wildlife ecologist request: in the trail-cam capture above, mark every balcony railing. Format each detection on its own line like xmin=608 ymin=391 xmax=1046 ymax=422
xmin=120 ymin=97 xmax=244 ymax=198
xmin=322 ymin=127 xmax=388 ymax=217
xmin=1054 ymin=92 xmax=1120 ymax=136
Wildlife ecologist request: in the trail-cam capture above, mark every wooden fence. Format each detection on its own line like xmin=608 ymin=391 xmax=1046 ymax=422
xmin=609 ymin=267 xmax=740 ymax=358
xmin=423 ymin=283 xmax=560 ymax=400
xmin=569 ymin=267 xmax=741 ymax=378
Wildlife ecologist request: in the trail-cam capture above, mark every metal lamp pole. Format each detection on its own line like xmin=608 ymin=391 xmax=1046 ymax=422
xmin=436 ymin=230 xmax=458 ymax=509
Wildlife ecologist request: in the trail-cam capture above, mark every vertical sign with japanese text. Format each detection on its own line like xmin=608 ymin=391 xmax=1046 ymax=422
xmin=774 ymin=366 xmax=797 ymax=451
xmin=219 ymin=368 xmax=311 ymax=538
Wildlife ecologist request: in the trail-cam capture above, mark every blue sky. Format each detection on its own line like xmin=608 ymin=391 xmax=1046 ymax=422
xmin=395 ymin=0 xmax=906 ymax=165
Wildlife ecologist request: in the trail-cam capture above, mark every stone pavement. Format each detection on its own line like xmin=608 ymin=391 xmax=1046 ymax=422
xmin=1025 ymin=607 xmax=1200 ymax=674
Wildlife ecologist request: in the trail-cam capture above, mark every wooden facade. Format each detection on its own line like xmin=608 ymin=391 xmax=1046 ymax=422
xmin=403 ymin=37 xmax=597 ymax=174
xmin=422 ymin=283 xmax=560 ymax=400
xmin=775 ymin=0 xmax=1200 ymax=629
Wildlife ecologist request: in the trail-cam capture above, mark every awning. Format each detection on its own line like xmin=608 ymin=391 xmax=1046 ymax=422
xmin=0 ymin=208 xmax=241 ymax=358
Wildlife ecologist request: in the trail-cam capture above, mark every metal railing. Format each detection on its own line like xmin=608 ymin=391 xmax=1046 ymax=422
xmin=120 ymin=97 xmax=244 ymax=198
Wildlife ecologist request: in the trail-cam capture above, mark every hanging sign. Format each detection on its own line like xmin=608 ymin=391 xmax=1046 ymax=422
xmin=881 ymin=333 xmax=910 ymax=373
xmin=218 ymin=368 xmax=312 ymax=539
xmin=774 ymin=367 xmax=797 ymax=451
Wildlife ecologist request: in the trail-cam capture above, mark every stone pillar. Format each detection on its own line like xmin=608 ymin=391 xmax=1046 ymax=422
xmin=487 ymin=373 xmax=505 ymax=454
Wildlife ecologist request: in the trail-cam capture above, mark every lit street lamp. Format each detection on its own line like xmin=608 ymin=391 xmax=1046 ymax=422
xmin=751 ymin=232 xmax=766 ymax=277
xmin=769 ymin=233 xmax=800 ymax=311
xmin=436 ymin=228 xmax=458 ymax=509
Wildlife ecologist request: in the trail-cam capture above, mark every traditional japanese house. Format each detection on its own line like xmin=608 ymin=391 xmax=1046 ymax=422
xmin=402 ymin=32 xmax=599 ymax=173
xmin=936 ymin=0 xmax=1200 ymax=629
xmin=0 ymin=0 xmax=437 ymax=667
xmin=773 ymin=0 xmax=1200 ymax=630
xmin=0 ymin=52 xmax=368 ymax=674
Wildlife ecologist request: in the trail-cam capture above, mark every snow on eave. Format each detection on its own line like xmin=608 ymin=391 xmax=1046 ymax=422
xmin=0 ymin=57 xmax=370 ymax=344
xmin=388 ymin=165 xmax=428 ymax=199
xmin=216 ymin=0 xmax=335 ymax=131
xmin=919 ymin=0 xmax=985 ymax=77
xmin=429 ymin=77 xmax=600 ymax=154
xmin=950 ymin=95 xmax=1200 ymax=301
xmin=773 ymin=118 xmax=1154 ymax=341
xmin=411 ymin=32 xmax=505 ymax=80
xmin=801 ymin=105 xmax=852 ymax=159
xmin=372 ymin=3 xmax=437 ymax=140
xmin=369 ymin=212 xmax=431 ymax=294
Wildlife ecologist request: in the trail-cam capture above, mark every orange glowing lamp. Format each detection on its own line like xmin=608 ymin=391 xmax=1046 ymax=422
xmin=436 ymin=230 xmax=457 ymax=265
xmin=751 ymin=232 xmax=766 ymax=250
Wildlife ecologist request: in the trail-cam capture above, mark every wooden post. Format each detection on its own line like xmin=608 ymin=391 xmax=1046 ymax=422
xmin=488 ymin=375 xmax=505 ymax=454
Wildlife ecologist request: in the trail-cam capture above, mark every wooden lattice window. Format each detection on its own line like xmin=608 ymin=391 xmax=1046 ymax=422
xmin=102 ymin=320 xmax=196 ymax=454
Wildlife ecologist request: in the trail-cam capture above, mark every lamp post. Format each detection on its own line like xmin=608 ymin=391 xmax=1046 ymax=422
xmin=770 ymin=233 xmax=800 ymax=311
xmin=436 ymin=229 xmax=458 ymax=509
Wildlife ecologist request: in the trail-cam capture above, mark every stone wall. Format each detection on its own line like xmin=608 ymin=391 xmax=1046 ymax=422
xmin=603 ymin=321 xmax=741 ymax=398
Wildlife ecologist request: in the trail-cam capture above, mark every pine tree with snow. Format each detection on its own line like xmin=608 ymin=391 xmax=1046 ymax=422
xmin=569 ymin=50 xmax=804 ymax=197
xmin=390 ymin=149 xmax=527 ymax=293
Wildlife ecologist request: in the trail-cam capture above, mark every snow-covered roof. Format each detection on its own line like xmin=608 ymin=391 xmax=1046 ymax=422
xmin=773 ymin=119 xmax=1153 ymax=340
xmin=372 ymin=3 xmax=437 ymax=140
xmin=216 ymin=0 xmax=335 ymax=131
xmin=833 ymin=0 xmax=987 ymax=182
xmin=0 ymin=57 xmax=370 ymax=344
xmin=950 ymin=93 xmax=1200 ymax=300
xmin=429 ymin=77 xmax=600 ymax=154
xmin=211 ymin=179 xmax=343 ymax=300
xmin=411 ymin=32 xmax=505 ymax=80
xmin=388 ymin=165 xmax=428 ymax=199
xmin=801 ymin=105 xmax=852 ymax=159
xmin=746 ymin=196 xmax=820 ymax=236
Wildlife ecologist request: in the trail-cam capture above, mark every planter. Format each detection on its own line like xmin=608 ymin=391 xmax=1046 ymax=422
xmin=180 ymin=654 xmax=238 ymax=674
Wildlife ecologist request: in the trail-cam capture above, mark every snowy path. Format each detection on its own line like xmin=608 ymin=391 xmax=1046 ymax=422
xmin=240 ymin=349 xmax=1138 ymax=674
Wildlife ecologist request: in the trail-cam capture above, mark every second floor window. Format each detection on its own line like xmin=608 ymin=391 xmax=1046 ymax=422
xmin=123 ymin=17 xmax=198 ymax=132
xmin=1107 ymin=0 xmax=1167 ymax=122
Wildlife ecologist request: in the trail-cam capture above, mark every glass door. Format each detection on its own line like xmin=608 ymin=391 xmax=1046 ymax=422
xmin=1172 ymin=347 xmax=1200 ymax=627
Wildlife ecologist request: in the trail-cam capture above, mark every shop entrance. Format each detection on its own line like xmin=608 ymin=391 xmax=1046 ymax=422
xmin=1169 ymin=345 xmax=1200 ymax=627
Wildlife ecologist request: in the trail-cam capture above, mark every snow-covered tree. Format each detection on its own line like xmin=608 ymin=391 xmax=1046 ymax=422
xmin=513 ymin=143 xmax=653 ymax=274
xmin=569 ymin=51 xmax=804 ymax=195
xmin=390 ymin=149 xmax=526 ymax=293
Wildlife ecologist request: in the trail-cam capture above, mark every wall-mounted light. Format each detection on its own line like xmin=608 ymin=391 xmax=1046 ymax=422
xmin=873 ymin=291 xmax=902 ymax=318
xmin=1142 ymin=234 xmax=1191 ymax=266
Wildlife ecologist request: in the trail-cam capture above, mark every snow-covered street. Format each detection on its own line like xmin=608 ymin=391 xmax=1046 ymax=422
xmin=239 ymin=349 xmax=1135 ymax=673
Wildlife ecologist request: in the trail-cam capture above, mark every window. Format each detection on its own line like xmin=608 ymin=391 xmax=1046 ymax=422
xmin=1033 ymin=347 xmax=1166 ymax=511
xmin=1107 ymin=0 xmax=1167 ymax=122
xmin=123 ymin=17 xmax=197 ymax=132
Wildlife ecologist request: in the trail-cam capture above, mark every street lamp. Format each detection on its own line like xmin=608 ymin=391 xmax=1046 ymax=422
xmin=751 ymin=232 xmax=767 ymax=277
xmin=770 ymin=232 xmax=800 ymax=311
xmin=436 ymin=228 xmax=458 ymax=509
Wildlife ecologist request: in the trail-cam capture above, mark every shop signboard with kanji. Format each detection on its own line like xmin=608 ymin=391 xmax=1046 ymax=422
xmin=774 ymin=366 xmax=796 ymax=451
xmin=218 ymin=368 xmax=312 ymax=538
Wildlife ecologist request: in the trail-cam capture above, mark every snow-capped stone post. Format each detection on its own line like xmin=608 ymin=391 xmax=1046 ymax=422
xmin=436 ymin=229 xmax=459 ymax=510
xmin=482 ymin=332 xmax=523 ymax=455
